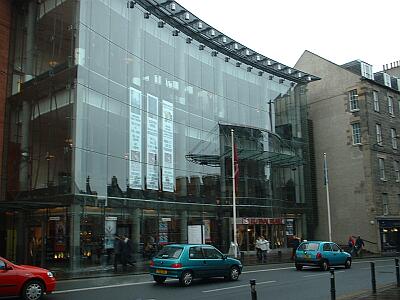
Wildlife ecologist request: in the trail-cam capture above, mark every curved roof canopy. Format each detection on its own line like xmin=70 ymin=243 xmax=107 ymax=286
xmin=134 ymin=0 xmax=320 ymax=84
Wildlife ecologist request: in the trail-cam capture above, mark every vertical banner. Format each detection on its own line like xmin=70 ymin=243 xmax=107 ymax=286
xmin=162 ymin=100 xmax=174 ymax=192
xmin=147 ymin=94 xmax=159 ymax=190
xmin=104 ymin=217 xmax=117 ymax=249
xmin=129 ymin=87 xmax=143 ymax=189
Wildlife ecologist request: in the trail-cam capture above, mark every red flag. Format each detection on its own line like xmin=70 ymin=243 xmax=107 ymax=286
xmin=234 ymin=144 xmax=239 ymax=194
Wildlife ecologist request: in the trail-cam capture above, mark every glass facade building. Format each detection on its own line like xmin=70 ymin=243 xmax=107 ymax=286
xmin=1 ymin=0 xmax=318 ymax=273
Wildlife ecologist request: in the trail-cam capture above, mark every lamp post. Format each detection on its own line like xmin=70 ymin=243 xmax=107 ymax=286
xmin=231 ymin=129 xmax=238 ymax=257
xmin=324 ymin=153 xmax=332 ymax=242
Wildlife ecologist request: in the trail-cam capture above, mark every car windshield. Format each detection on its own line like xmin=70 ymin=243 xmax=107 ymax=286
xmin=155 ymin=246 xmax=183 ymax=259
xmin=298 ymin=242 xmax=319 ymax=251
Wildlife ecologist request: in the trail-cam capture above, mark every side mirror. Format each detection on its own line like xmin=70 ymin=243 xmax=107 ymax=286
xmin=6 ymin=264 xmax=13 ymax=271
xmin=222 ymin=254 xmax=227 ymax=260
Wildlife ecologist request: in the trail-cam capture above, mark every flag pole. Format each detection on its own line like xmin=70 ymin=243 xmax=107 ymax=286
xmin=231 ymin=129 xmax=238 ymax=258
xmin=324 ymin=152 xmax=332 ymax=242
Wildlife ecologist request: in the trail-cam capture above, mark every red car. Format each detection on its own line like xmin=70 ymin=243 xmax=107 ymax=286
xmin=0 ymin=256 xmax=56 ymax=300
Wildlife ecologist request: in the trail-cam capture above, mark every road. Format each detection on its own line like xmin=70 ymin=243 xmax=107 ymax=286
xmin=45 ymin=258 xmax=398 ymax=300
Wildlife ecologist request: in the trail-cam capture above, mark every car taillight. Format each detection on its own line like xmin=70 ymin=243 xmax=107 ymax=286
xmin=171 ymin=263 xmax=182 ymax=268
xmin=316 ymin=252 xmax=322 ymax=259
xmin=149 ymin=260 xmax=154 ymax=267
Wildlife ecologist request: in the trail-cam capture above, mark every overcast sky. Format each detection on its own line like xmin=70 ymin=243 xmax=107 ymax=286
xmin=177 ymin=0 xmax=399 ymax=72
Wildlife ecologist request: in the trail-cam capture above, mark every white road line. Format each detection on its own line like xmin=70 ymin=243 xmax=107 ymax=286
xmin=53 ymin=281 xmax=154 ymax=294
xmin=302 ymin=271 xmax=344 ymax=278
xmin=202 ymin=280 xmax=276 ymax=293
xmin=243 ymin=266 xmax=294 ymax=274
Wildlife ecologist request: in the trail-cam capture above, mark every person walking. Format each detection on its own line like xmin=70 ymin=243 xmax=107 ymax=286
xmin=121 ymin=235 xmax=135 ymax=270
xmin=348 ymin=236 xmax=355 ymax=255
xmin=354 ymin=236 xmax=365 ymax=257
xmin=255 ymin=236 xmax=262 ymax=262
xmin=291 ymin=236 xmax=300 ymax=261
xmin=113 ymin=234 xmax=123 ymax=271
xmin=259 ymin=236 xmax=269 ymax=263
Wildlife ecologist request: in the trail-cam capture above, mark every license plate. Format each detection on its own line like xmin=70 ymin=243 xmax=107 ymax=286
xmin=156 ymin=269 xmax=167 ymax=275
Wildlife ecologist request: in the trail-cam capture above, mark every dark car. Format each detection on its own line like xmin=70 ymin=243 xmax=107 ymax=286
xmin=295 ymin=241 xmax=352 ymax=271
xmin=149 ymin=244 xmax=242 ymax=286
xmin=0 ymin=256 xmax=56 ymax=300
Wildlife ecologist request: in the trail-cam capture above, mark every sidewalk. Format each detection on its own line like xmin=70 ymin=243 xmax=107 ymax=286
xmin=339 ymin=284 xmax=400 ymax=300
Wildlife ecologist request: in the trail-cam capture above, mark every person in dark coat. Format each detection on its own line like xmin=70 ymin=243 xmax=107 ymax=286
xmin=354 ymin=236 xmax=365 ymax=257
xmin=121 ymin=235 xmax=135 ymax=270
xmin=291 ymin=236 xmax=300 ymax=261
xmin=113 ymin=235 xmax=123 ymax=271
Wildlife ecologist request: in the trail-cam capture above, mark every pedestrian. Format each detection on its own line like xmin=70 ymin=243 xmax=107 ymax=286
xmin=121 ymin=235 xmax=135 ymax=269
xmin=259 ymin=236 xmax=269 ymax=263
xmin=113 ymin=234 xmax=123 ymax=271
xmin=347 ymin=236 xmax=355 ymax=255
xmin=354 ymin=236 xmax=364 ymax=257
xmin=291 ymin=236 xmax=300 ymax=261
xmin=255 ymin=236 xmax=262 ymax=262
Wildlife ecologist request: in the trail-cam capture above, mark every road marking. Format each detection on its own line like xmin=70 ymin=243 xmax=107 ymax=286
xmin=303 ymin=270 xmax=344 ymax=278
xmin=243 ymin=266 xmax=294 ymax=274
xmin=53 ymin=281 xmax=154 ymax=294
xmin=202 ymin=280 xmax=276 ymax=293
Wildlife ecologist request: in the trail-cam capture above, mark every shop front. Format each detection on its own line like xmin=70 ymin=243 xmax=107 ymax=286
xmin=378 ymin=219 xmax=400 ymax=253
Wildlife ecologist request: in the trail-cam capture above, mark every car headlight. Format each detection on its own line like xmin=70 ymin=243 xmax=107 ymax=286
xmin=47 ymin=271 xmax=54 ymax=278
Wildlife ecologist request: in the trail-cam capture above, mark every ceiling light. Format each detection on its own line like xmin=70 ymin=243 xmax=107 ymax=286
xmin=158 ymin=21 xmax=164 ymax=28
xmin=199 ymin=44 xmax=205 ymax=50
xmin=236 ymin=62 xmax=241 ymax=67
xmin=210 ymin=29 xmax=215 ymax=36
xmin=247 ymin=67 xmax=252 ymax=72
xmin=245 ymin=49 xmax=250 ymax=56
xmin=258 ymin=71 xmax=263 ymax=76
xmin=234 ymin=43 xmax=239 ymax=50
xmin=185 ymin=12 xmax=190 ymax=20
xmin=171 ymin=2 xmax=176 ymax=11
xmin=225 ymin=57 xmax=230 ymax=62
xmin=222 ymin=36 xmax=227 ymax=43
xmin=256 ymin=55 xmax=261 ymax=61
xmin=186 ymin=37 xmax=192 ymax=44
xmin=198 ymin=22 xmax=203 ymax=29
xmin=144 ymin=12 xmax=150 ymax=18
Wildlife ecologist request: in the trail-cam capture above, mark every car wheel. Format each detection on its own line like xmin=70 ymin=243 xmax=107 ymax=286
xmin=228 ymin=265 xmax=240 ymax=281
xmin=153 ymin=275 xmax=166 ymax=284
xmin=22 ymin=280 xmax=44 ymax=300
xmin=320 ymin=260 xmax=329 ymax=271
xmin=345 ymin=258 xmax=352 ymax=269
xmin=179 ymin=271 xmax=193 ymax=287
xmin=295 ymin=263 xmax=303 ymax=271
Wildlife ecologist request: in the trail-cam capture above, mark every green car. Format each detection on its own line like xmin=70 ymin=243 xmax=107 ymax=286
xmin=149 ymin=244 xmax=243 ymax=286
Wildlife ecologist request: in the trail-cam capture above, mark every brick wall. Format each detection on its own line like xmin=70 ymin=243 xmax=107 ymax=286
xmin=0 ymin=0 xmax=11 ymax=182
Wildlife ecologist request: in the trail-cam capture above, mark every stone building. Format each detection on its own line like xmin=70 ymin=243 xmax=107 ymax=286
xmin=296 ymin=51 xmax=400 ymax=253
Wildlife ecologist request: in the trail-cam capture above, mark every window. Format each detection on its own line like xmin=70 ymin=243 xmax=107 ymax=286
xmin=388 ymin=96 xmax=394 ymax=116
xmin=383 ymin=73 xmax=392 ymax=88
xmin=376 ymin=124 xmax=383 ymax=146
xmin=382 ymin=193 xmax=389 ymax=215
xmin=379 ymin=158 xmax=386 ymax=180
xmin=298 ymin=242 xmax=319 ymax=251
xmin=348 ymin=89 xmax=359 ymax=111
xmin=0 ymin=260 xmax=4 ymax=270
xmin=394 ymin=160 xmax=400 ymax=182
xmin=155 ymin=246 xmax=183 ymax=259
xmin=189 ymin=246 xmax=204 ymax=259
xmin=361 ymin=62 xmax=374 ymax=80
xmin=202 ymin=247 xmax=223 ymax=259
xmin=351 ymin=123 xmax=361 ymax=144
xmin=331 ymin=243 xmax=341 ymax=252
xmin=373 ymin=91 xmax=379 ymax=112
xmin=322 ymin=243 xmax=332 ymax=251
xmin=391 ymin=128 xmax=398 ymax=149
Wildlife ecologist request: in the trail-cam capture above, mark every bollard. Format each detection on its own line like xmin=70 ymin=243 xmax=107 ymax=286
xmin=330 ymin=267 xmax=336 ymax=300
xmin=370 ymin=262 xmax=376 ymax=294
xmin=395 ymin=258 xmax=400 ymax=287
xmin=250 ymin=279 xmax=257 ymax=300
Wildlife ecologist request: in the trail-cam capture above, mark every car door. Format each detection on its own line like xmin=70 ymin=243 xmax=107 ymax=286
xmin=188 ymin=246 xmax=207 ymax=278
xmin=201 ymin=246 xmax=226 ymax=277
xmin=331 ymin=243 xmax=346 ymax=265
xmin=0 ymin=259 xmax=18 ymax=297
xmin=322 ymin=243 xmax=333 ymax=264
